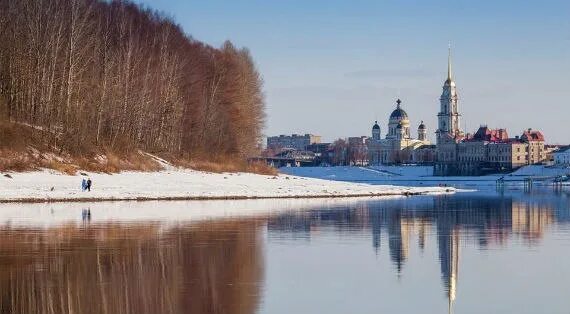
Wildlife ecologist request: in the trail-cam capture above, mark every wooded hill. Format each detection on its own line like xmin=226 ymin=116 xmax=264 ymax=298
xmin=0 ymin=0 xmax=265 ymax=169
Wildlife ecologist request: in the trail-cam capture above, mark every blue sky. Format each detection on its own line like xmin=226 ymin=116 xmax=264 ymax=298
xmin=137 ymin=0 xmax=570 ymax=143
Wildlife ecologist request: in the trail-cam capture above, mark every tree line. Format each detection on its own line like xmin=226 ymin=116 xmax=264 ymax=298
xmin=0 ymin=0 xmax=265 ymax=160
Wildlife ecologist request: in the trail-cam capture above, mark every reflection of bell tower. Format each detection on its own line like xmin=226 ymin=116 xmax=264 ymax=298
xmin=370 ymin=207 xmax=383 ymax=254
xmin=388 ymin=215 xmax=410 ymax=273
xmin=438 ymin=227 xmax=459 ymax=313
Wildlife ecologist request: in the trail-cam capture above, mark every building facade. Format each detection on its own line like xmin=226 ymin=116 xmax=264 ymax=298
xmin=266 ymin=134 xmax=321 ymax=151
xmin=451 ymin=127 xmax=529 ymax=175
xmin=554 ymin=147 xmax=570 ymax=166
xmin=521 ymin=129 xmax=546 ymax=164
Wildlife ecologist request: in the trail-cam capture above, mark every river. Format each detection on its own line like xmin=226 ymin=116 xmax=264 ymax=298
xmin=0 ymin=187 xmax=569 ymax=313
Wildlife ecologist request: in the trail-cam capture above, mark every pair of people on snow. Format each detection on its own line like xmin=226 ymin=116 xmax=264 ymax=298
xmin=81 ymin=178 xmax=92 ymax=192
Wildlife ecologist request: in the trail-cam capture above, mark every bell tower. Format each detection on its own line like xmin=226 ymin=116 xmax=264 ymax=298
xmin=436 ymin=46 xmax=463 ymax=145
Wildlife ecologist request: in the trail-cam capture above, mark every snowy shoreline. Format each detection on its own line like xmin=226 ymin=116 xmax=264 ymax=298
xmin=0 ymin=169 xmax=456 ymax=203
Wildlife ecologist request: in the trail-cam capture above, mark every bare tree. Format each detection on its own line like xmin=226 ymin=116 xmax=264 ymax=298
xmin=0 ymin=0 xmax=266 ymax=162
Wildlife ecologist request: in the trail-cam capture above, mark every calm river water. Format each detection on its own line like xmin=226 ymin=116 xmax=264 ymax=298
xmin=1 ymin=188 xmax=570 ymax=314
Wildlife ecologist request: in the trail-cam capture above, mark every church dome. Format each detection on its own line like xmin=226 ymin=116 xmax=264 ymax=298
xmin=418 ymin=121 xmax=426 ymax=130
xmin=396 ymin=121 xmax=403 ymax=129
xmin=389 ymin=99 xmax=408 ymax=119
xmin=390 ymin=108 xmax=408 ymax=119
xmin=372 ymin=121 xmax=380 ymax=130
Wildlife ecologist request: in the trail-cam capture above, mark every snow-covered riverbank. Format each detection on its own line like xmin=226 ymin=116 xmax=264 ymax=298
xmin=281 ymin=165 xmax=570 ymax=186
xmin=0 ymin=169 xmax=455 ymax=203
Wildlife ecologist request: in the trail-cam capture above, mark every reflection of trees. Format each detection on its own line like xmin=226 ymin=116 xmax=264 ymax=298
xmin=0 ymin=221 xmax=263 ymax=314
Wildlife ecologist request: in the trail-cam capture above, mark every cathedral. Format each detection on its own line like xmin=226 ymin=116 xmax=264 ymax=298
xmin=368 ymin=98 xmax=432 ymax=165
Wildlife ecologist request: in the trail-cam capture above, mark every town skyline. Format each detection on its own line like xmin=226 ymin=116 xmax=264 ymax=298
xmin=137 ymin=0 xmax=570 ymax=144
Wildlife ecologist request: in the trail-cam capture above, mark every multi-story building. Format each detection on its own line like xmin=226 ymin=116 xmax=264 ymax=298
xmin=487 ymin=140 xmax=528 ymax=170
xmin=266 ymin=134 xmax=321 ymax=151
xmin=553 ymin=146 xmax=570 ymax=166
xmin=521 ymin=129 xmax=546 ymax=164
xmin=441 ymin=125 xmax=546 ymax=175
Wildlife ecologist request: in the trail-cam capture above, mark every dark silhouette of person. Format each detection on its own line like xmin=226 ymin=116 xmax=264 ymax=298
xmin=86 ymin=178 xmax=92 ymax=192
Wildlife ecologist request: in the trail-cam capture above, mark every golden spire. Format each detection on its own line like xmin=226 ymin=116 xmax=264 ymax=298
xmin=447 ymin=43 xmax=453 ymax=82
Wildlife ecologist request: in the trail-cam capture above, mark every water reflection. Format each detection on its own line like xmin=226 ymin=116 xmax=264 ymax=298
xmin=0 ymin=190 xmax=569 ymax=313
xmin=0 ymin=221 xmax=263 ymax=314
xmin=267 ymin=191 xmax=570 ymax=312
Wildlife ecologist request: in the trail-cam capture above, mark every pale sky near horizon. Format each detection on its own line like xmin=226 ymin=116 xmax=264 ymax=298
xmin=137 ymin=0 xmax=570 ymax=144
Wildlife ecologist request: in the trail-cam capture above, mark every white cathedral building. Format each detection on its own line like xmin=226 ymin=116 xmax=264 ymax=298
xmin=368 ymin=98 xmax=432 ymax=165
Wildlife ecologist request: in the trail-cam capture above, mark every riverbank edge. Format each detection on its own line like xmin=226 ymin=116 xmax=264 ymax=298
xmin=0 ymin=189 xmax=456 ymax=204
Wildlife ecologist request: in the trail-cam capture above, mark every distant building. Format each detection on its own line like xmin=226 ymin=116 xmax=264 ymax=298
xmin=367 ymin=99 xmax=431 ymax=165
xmin=348 ymin=136 xmax=369 ymax=166
xmin=545 ymin=145 xmax=562 ymax=165
xmin=439 ymin=126 xmax=546 ymax=175
xmin=267 ymin=134 xmax=321 ymax=151
xmin=305 ymin=143 xmax=332 ymax=155
xmin=306 ymin=143 xmax=333 ymax=165
xmin=521 ymin=129 xmax=546 ymax=164
xmin=411 ymin=144 xmax=437 ymax=164
xmin=249 ymin=148 xmax=317 ymax=168
xmin=554 ymin=146 xmax=570 ymax=166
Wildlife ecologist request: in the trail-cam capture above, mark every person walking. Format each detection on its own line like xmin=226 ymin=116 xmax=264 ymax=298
xmin=81 ymin=178 xmax=87 ymax=191
xmin=86 ymin=178 xmax=92 ymax=192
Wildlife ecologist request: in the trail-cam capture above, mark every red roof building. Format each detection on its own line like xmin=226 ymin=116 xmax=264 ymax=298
xmin=521 ymin=129 xmax=545 ymax=142
xmin=467 ymin=126 xmax=509 ymax=143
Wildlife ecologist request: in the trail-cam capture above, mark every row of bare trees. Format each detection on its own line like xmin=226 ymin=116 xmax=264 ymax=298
xmin=0 ymin=0 xmax=265 ymax=159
